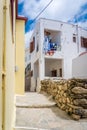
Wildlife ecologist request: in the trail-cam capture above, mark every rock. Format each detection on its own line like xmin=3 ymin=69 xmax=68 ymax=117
xmin=73 ymin=109 xmax=87 ymax=118
xmin=72 ymin=114 xmax=81 ymax=120
xmin=58 ymin=85 xmax=62 ymax=90
xmin=67 ymin=104 xmax=82 ymax=109
xmin=62 ymin=97 xmax=67 ymax=104
xmin=81 ymin=109 xmax=87 ymax=118
xmin=72 ymin=87 xmax=87 ymax=94
xmin=85 ymin=84 xmax=87 ymax=89
xmin=73 ymin=99 xmax=87 ymax=106
xmin=66 ymin=98 xmax=70 ymax=103
xmin=77 ymin=82 xmax=85 ymax=87
xmin=70 ymin=94 xmax=87 ymax=99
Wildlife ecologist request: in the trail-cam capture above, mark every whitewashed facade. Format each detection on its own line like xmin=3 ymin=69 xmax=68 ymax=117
xmin=29 ymin=18 xmax=87 ymax=92
xmin=72 ymin=52 xmax=87 ymax=79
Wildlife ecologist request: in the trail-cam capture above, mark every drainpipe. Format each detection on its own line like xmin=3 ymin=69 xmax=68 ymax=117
xmin=2 ymin=0 xmax=7 ymax=129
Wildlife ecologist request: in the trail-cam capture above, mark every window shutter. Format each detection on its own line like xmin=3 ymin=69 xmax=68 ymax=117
xmin=81 ymin=37 xmax=87 ymax=48
xmin=30 ymin=37 xmax=35 ymax=53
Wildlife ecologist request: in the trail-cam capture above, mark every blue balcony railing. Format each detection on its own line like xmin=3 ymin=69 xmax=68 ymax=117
xmin=50 ymin=42 xmax=57 ymax=50
xmin=43 ymin=42 xmax=61 ymax=52
xmin=43 ymin=35 xmax=61 ymax=54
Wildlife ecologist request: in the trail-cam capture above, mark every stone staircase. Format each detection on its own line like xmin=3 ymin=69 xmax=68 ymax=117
xmin=14 ymin=92 xmax=56 ymax=130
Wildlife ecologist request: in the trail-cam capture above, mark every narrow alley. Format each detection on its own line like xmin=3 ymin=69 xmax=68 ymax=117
xmin=15 ymin=92 xmax=87 ymax=130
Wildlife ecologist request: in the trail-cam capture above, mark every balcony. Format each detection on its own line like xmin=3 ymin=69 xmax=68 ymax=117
xmin=43 ymin=30 xmax=61 ymax=55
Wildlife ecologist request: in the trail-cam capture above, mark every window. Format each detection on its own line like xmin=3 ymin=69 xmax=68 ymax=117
xmin=81 ymin=37 xmax=87 ymax=48
xmin=73 ymin=34 xmax=76 ymax=43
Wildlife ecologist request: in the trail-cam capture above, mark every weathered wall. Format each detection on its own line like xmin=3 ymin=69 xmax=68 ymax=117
xmin=15 ymin=20 xmax=25 ymax=95
xmin=72 ymin=53 xmax=87 ymax=79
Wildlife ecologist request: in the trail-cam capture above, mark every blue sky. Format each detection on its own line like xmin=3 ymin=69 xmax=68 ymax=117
xmin=18 ymin=0 xmax=87 ymax=47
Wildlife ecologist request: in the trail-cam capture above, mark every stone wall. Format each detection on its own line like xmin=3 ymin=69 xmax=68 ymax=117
xmin=41 ymin=79 xmax=87 ymax=120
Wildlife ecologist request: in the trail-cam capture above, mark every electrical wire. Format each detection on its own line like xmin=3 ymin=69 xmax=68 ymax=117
xmin=34 ymin=0 xmax=53 ymax=21
xmin=26 ymin=0 xmax=53 ymax=29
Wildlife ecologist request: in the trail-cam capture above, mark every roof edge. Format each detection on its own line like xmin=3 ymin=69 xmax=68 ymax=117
xmin=39 ymin=18 xmax=87 ymax=31
xmin=16 ymin=16 xmax=28 ymax=22
xmin=16 ymin=0 xmax=28 ymax=23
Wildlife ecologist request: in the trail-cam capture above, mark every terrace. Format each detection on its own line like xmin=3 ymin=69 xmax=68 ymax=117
xmin=43 ymin=30 xmax=61 ymax=55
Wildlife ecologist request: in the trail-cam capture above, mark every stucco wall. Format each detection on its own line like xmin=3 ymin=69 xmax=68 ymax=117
xmin=0 ymin=0 xmax=26 ymax=129
xmin=15 ymin=20 xmax=25 ymax=95
xmin=72 ymin=53 xmax=87 ymax=78
xmin=0 ymin=0 xmax=3 ymax=129
xmin=5 ymin=1 xmax=15 ymax=130
xmin=0 ymin=0 xmax=16 ymax=130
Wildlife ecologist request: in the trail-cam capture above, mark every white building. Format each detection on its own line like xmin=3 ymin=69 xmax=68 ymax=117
xmin=29 ymin=18 xmax=87 ymax=92
xmin=72 ymin=52 xmax=87 ymax=79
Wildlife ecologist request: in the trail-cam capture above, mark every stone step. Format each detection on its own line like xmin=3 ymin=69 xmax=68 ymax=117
xmin=16 ymin=93 xmax=56 ymax=108
xmin=16 ymin=103 xmax=56 ymax=108
xmin=14 ymin=126 xmax=49 ymax=130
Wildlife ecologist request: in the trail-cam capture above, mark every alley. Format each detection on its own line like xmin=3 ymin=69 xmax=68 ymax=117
xmin=15 ymin=92 xmax=87 ymax=130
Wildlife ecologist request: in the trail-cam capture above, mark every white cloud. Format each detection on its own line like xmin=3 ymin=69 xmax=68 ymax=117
xmin=25 ymin=30 xmax=33 ymax=48
xmin=22 ymin=0 xmax=87 ymax=21
xmin=22 ymin=0 xmax=87 ymax=47
xmin=18 ymin=0 xmax=24 ymax=4
xmin=78 ymin=21 xmax=87 ymax=29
